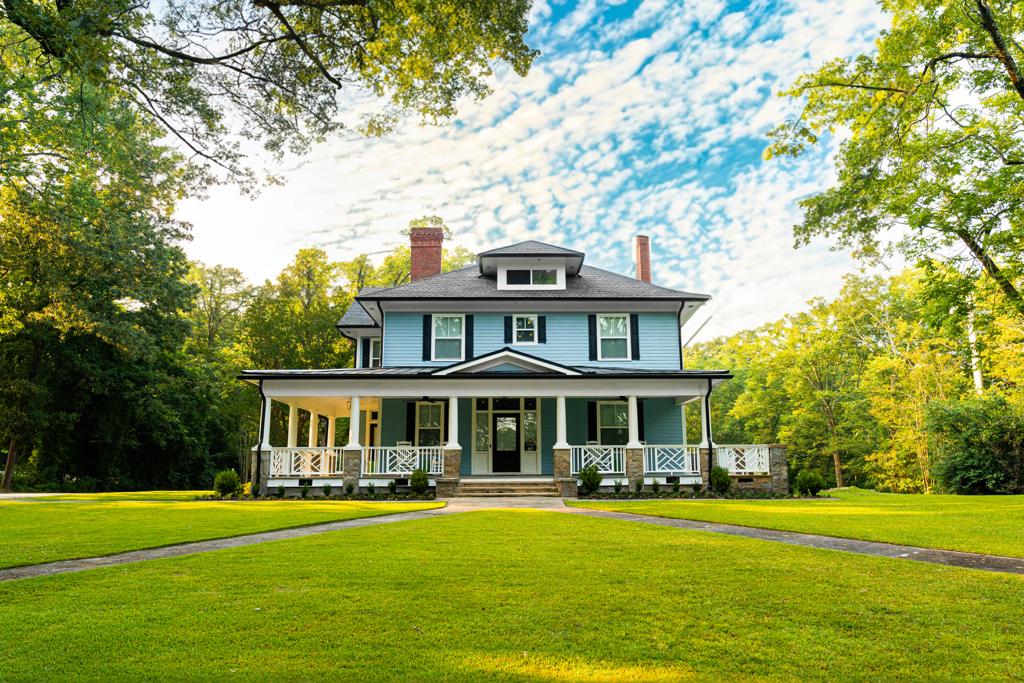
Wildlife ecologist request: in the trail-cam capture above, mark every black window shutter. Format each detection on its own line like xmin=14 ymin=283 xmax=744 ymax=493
xmin=443 ymin=400 xmax=450 ymax=440
xmin=504 ymin=316 xmax=513 ymax=344
xmin=588 ymin=315 xmax=597 ymax=360
xmin=405 ymin=402 xmax=416 ymax=442
xmin=587 ymin=401 xmax=597 ymax=442
xmin=538 ymin=316 xmax=547 ymax=343
xmin=637 ymin=400 xmax=645 ymax=442
xmin=465 ymin=315 xmax=474 ymax=359
xmin=422 ymin=314 xmax=431 ymax=361
xmin=361 ymin=338 xmax=370 ymax=368
xmin=629 ymin=313 xmax=640 ymax=360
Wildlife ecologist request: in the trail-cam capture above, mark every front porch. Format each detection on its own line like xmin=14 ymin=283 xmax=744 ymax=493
xmin=249 ymin=387 xmax=788 ymax=496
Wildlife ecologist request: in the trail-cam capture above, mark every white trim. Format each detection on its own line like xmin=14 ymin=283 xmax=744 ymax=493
xmin=471 ymin=397 xmax=542 ymax=475
xmin=430 ymin=313 xmax=465 ymax=362
xmin=369 ymin=338 xmax=382 ymax=368
xmin=496 ymin=258 xmax=567 ymax=291
xmin=433 ymin=349 xmax=581 ymax=376
xmin=511 ymin=313 xmax=539 ymax=345
xmin=596 ymin=313 xmax=631 ymax=361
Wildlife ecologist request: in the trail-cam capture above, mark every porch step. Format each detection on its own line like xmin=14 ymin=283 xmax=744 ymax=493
xmin=454 ymin=481 xmax=561 ymax=497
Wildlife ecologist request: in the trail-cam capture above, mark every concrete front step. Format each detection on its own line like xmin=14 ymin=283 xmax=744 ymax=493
xmin=454 ymin=481 xmax=560 ymax=497
xmin=454 ymin=492 xmax=563 ymax=497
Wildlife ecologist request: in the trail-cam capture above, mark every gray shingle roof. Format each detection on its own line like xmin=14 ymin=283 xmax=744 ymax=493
xmin=337 ymin=287 xmax=383 ymax=328
xmin=358 ymin=264 xmax=709 ymax=301
xmin=478 ymin=240 xmax=584 ymax=258
xmin=240 ymin=366 xmax=730 ymax=379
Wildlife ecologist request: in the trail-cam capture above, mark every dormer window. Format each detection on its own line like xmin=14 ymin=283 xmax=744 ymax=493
xmin=497 ymin=262 xmax=566 ymax=290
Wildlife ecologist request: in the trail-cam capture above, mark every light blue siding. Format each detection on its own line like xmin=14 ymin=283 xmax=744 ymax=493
xmin=383 ymin=311 xmax=681 ymax=369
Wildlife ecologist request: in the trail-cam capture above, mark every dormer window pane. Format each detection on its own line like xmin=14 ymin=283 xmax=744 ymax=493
xmin=531 ymin=269 xmax=557 ymax=285
xmin=506 ymin=269 xmax=531 ymax=285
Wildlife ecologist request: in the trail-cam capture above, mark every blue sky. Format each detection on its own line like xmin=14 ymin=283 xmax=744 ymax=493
xmin=177 ymin=0 xmax=887 ymax=341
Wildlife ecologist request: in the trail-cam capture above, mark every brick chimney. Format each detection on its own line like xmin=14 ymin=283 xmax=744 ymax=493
xmin=634 ymin=234 xmax=652 ymax=283
xmin=409 ymin=226 xmax=444 ymax=281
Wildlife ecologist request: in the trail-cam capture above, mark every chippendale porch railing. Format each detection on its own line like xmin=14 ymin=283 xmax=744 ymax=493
xmin=714 ymin=445 xmax=770 ymax=475
xmin=570 ymin=445 xmax=625 ymax=475
xmin=269 ymin=447 xmax=344 ymax=477
xmin=362 ymin=446 xmax=444 ymax=477
xmin=643 ymin=445 xmax=700 ymax=475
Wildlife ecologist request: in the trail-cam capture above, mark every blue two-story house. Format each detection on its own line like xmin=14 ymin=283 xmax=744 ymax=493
xmin=243 ymin=228 xmax=787 ymax=496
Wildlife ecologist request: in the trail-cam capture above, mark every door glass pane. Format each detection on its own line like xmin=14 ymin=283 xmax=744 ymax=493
xmin=475 ymin=412 xmax=489 ymax=451
xmin=492 ymin=397 xmax=520 ymax=411
xmin=495 ymin=417 xmax=517 ymax=450
xmin=522 ymin=411 xmax=537 ymax=452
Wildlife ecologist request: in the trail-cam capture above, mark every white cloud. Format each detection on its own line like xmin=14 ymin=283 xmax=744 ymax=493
xmin=176 ymin=0 xmax=887 ymax=339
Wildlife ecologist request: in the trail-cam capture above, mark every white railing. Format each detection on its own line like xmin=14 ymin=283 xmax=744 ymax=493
xmin=269 ymin=447 xmax=344 ymax=477
xmin=362 ymin=446 xmax=443 ymax=476
xmin=644 ymin=445 xmax=700 ymax=475
xmin=715 ymin=445 xmax=770 ymax=475
xmin=571 ymin=445 xmax=625 ymax=475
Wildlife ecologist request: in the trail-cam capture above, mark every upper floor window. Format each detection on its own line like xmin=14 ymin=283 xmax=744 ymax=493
xmin=513 ymin=314 xmax=537 ymax=344
xmin=597 ymin=314 xmax=630 ymax=360
xmin=369 ymin=338 xmax=382 ymax=368
xmin=432 ymin=314 xmax=464 ymax=361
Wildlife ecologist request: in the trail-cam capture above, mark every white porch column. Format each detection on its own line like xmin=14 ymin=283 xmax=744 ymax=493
xmin=445 ymin=397 xmax=460 ymax=450
xmin=346 ymin=396 xmax=361 ymax=449
xmin=308 ymin=411 xmax=319 ymax=447
xmin=680 ymin=402 xmax=688 ymax=445
xmin=626 ymin=395 xmax=641 ymax=448
xmin=287 ymin=404 xmax=298 ymax=447
xmin=260 ymin=396 xmax=273 ymax=448
xmin=699 ymin=394 xmax=710 ymax=447
xmin=554 ymin=396 xmax=569 ymax=449
xmin=326 ymin=416 xmax=336 ymax=448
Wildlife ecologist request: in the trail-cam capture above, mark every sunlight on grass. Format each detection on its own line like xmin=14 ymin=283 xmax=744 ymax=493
xmin=569 ymin=488 xmax=1024 ymax=557
xmin=460 ymin=653 xmax=696 ymax=681
xmin=24 ymin=490 xmax=211 ymax=501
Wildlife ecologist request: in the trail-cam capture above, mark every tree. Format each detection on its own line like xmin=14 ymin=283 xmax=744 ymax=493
xmin=185 ymin=264 xmax=252 ymax=355
xmin=1 ymin=0 xmax=537 ymax=183
xmin=769 ymin=0 xmax=1024 ymax=320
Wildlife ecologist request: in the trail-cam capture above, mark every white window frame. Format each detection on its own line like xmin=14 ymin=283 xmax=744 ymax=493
xmin=369 ymin=338 xmax=382 ymax=368
xmin=596 ymin=314 xmax=631 ymax=361
xmin=414 ymin=401 xmax=445 ymax=447
xmin=431 ymin=314 xmax=465 ymax=362
xmin=596 ymin=400 xmax=629 ymax=446
xmin=496 ymin=260 xmax=566 ymax=291
xmin=512 ymin=314 xmax=538 ymax=345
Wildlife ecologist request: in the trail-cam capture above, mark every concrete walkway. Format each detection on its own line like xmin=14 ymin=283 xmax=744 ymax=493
xmin=3 ymin=497 xmax=1024 ymax=581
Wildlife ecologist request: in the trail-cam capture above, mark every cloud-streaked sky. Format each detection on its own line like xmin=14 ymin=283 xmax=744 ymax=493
xmin=177 ymin=0 xmax=887 ymax=341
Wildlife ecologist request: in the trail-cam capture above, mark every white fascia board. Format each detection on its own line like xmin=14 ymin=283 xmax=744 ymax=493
xmin=378 ymin=299 xmax=682 ymax=313
xmin=261 ymin=376 xmax=722 ymax=399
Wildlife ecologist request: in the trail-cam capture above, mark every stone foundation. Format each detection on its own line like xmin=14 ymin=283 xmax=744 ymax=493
xmin=343 ymin=448 xmax=362 ymax=491
xmin=552 ymin=447 xmax=576 ymax=496
xmin=625 ymin=447 xmax=644 ymax=489
xmin=436 ymin=448 xmax=462 ymax=498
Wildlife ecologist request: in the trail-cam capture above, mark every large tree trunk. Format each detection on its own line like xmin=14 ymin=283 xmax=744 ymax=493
xmin=954 ymin=228 xmax=1024 ymax=321
xmin=1 ymin=437 xmax=18 ymax=492
xmin=832 ymin=450 xmax=845 ymax=488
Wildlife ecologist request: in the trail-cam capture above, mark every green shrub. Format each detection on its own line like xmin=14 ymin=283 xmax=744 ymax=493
xmin=345 ymin=481 xmax=355 ymax=495
xmin=276 ymin=485 xmax=285 ymax=498
xmin=633 ymin=479 xmax=643 ymax=494
xmin=578 ymin=464 xmax=602 ymax=495
xmin=387 ymin=480 xmax=397 ymax=494
xmin=367 ymin=482 xmax=376 ymax=496
xmin=928 ymin=396 xmax=1024 ymax=494
xmin=709 ymin=466 xmax=731 ymax=495
xmin=213 ymin=469 xmax=241 ymax=498
xmin=322 ymin=483 xmax=332 ymax=498
xmin=691 ymin=482 xmax=702 ymax=494
xmin=613 ymin=479 xmax=623 ymax=494
xmin=651 ymin=480 xmax=660 ymax=494
xmin=672 ymin=481 xmax=680 ymax=494
xmin=794 ymin=470 xmax=827 ymax=496
xmin=410 ymin=468 xmax=429 ymax=495
xmin=300 ymin=483 xmax=310 ymax=499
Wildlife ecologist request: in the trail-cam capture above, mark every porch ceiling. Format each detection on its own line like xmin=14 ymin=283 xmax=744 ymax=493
xmin=271 ymin=396 xmax=380 ymax=416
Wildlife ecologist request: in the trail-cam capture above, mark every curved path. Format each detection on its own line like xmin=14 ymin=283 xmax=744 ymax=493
xmin=3 ymin=497 xmax=1023 ymax=581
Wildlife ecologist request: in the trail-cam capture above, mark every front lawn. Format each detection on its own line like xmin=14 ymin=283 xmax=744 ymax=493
xmin=569 ymin=487 xmax=1024 ymax=557
xmin=0 ymin=499 xmax=442 ymax=569
xmin=20 ymin=490 xmax=211 ymax=501
xmin=1 ymin=511 xmax=1022 ymax=680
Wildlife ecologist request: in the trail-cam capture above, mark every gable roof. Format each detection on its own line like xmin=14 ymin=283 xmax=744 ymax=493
xmin=337 ymin=286 xmax=383 ymax=330
xmin=432 ymin=348 xmax=582 ymax=376
xmin=478 ymin=240 xmax=586 ymax=276
xmin=358 ymin=264 xmax=709 ymax=302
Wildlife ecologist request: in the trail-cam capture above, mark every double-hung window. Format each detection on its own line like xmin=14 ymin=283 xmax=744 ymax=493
xmin=369 ymin=338 xmax=382 ymax=368
xmin=416 ymin=402 xmax=444 ymax=447
xmin=432 ymin=315 xmax=464 ymax=361
xmin=597 ymin=314 xmax=630 ymax=360
xmin=597 ymin=402 xmax=628 ymax=445
xmin=513 ymin=314 xmax=537 ymax=344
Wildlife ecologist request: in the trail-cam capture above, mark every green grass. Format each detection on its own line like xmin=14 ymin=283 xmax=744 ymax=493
xmin=18 ymin=490 xmax=211 ymax=501
xmin=0 ymin=499 xmax=442 ymax=568
xmin=569 ymin=487 xmax=1024 ymax=557
xmin=1 ymin=511 xmax=1022 ymax=680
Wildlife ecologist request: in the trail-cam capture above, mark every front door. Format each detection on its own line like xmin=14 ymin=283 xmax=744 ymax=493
xmin=492 ymin=414 xmax=521 ymax=473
